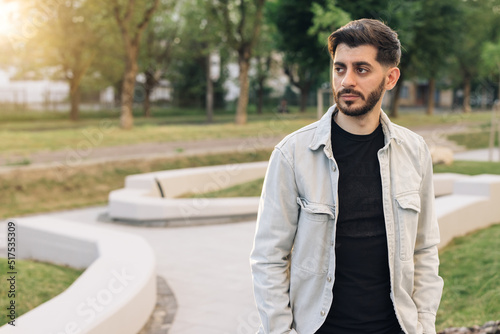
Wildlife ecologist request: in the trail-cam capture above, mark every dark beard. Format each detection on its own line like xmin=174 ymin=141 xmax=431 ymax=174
xmin=334 ymin=78 xmax=386 ymax=117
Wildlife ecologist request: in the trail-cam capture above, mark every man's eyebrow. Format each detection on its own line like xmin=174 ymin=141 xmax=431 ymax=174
xmin=334 ymin=61 xmax=374 ymax=68
xmin=353 ymin=61 xmax=373 ymax=68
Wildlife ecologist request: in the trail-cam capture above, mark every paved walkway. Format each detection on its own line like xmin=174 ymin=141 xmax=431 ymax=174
xmin=0 ymin=136 xmax=284 ymax=174
xmin=454 ymin=148 xmax=500 ymax=162
xmin=1 ymin=207 xmax=260 ymax=334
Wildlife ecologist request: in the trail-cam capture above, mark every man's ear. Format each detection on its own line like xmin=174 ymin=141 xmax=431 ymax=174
xmin=384 ymin=67 xmax=400 ymax=91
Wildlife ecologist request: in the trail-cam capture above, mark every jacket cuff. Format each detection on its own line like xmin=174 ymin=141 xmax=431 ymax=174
xmin=418 ymin=312 xmax=437 ymax=334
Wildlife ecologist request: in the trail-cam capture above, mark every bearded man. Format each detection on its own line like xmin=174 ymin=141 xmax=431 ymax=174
xmin=250 ymin=19 xmax=443 ymax=334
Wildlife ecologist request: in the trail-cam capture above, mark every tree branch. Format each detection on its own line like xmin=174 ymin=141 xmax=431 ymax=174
xmin=136 ymin=0 xmax=160 ymax=37
xmin=249 ymin=0 xmax=265 ymax=49
xmin=237 ymin=0 xmax=246 ymax=42
xmin=215 ymin=0 xmax=239 ymax=49
xmin=124 ymin=0 xmax=136 ymax=23
xmin=111 ymin=0 xmax=130 ymax=44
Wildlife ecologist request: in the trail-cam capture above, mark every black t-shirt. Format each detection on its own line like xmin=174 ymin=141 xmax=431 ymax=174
xmin=316 ymin=117 xmax=401 ymax=334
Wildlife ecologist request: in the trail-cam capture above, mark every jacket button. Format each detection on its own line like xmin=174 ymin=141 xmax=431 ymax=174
xmin=321 ymin=310 xmax=326 ymax=316
xmin=332 ymin=165 xmax=337 ymax=172
xmin=327 ymin=276 xmax=332 ymax=282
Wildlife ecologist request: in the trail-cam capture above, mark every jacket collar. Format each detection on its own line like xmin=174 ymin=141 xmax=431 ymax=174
xmin=308 ymin=104 xmax=403 ymax=151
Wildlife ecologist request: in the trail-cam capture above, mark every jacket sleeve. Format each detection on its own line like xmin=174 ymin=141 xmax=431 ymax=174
xmin=413 ymin=138 xmax=444 ymax=334
xmin=250 ymin=148 xmax=300 ymax=334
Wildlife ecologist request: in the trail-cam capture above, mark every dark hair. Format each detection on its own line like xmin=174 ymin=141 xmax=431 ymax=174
xmin=328 ymin=19 xmax=401 ymax=67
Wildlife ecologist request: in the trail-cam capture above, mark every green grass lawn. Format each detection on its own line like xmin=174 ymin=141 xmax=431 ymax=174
xmin=0 ymin=150 xmax=273 ymax=219
xmin=180 ymin=177 xmax=265 ymax=198
xmin=433 ymin=160 xmax=500 ymax=175
xmin=436 ymin=223 xmax=500 ymax=330
xmin=448 ymin=131 xmax=499 ymax=150
xmin=0 ymin=107 xmax=316 ymax=157
xmin=0 ymin=107 xmax=493 ymax=157
xmin=0 ymin=258 xmax=84 ymax=326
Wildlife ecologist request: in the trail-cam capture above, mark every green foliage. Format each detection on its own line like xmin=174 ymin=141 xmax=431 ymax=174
xmin=437 ymin=223 xmax=500 ymax=330
xmin=270 ymin=0 xmax=329 ymax=71
xmin=482 ymin=39 xmax=500 ymax=75
xmin=16 ymin=1 xmax=121 ymax=88
xmin=268 ymin=0 xmax=333 ymax=110
xmin=166 ymin=0 xmax=229 ymax=108
xmin=411 ymin=0 xmax=464 ymax=78
xmin=0 ymin=259 xmax=84 ymax=326
xmin=308 ymin=1 xmax=351 ymax=46
xmin=449 ymin=0 xmax=500 ymax=85
xmin=335 ymin=0 xmax=390 ymax=20
xmin=481 ymin=38 xmax=500 ymax=99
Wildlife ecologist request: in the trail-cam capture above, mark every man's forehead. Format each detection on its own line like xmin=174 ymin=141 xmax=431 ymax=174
xmin=334 ymin=43 xmax=378 ymax=65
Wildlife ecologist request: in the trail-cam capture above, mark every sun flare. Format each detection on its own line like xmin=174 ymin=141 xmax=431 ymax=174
xmin=0 ymin=0 xmax=20 ymax=37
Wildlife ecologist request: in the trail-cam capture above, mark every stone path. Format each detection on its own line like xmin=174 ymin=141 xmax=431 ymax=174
xmin=1 ymin=206 xmax=260 ymax=334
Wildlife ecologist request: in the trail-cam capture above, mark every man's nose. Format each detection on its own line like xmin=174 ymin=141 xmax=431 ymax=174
xmin=341 ymin=69 xmax=356 ymax=88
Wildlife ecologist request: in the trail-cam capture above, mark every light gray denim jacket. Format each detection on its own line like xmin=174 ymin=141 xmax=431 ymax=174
xmin=250 ymin=105 xmax=443 ymax=334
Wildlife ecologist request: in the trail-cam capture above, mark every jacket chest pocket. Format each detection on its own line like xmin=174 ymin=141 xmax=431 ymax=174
xmin=395 ymin=192 xmax=421 ymax=261
xmin=291 ymin=197 xmax=334 ymax=275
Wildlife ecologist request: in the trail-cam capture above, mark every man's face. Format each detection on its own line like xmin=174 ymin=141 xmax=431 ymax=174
xmin=332 ymin=44 xmax=389 ymax=117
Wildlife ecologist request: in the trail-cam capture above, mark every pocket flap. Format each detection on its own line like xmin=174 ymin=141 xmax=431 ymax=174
xmin=297 ymin=197 xmax=335 ymax=218
xmin=395 ymin=193 xmax=421 ymax=213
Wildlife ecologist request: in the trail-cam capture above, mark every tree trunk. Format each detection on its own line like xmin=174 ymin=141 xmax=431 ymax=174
xmin=390 ymin=77 xmax=403 ymax=118
xmin=143 ymin=70 xmax=156 ymax=118
xmin=497 ymin=63 xmax=500 ymax=103
xmin=206 ymin=55 xmax=214 ymax=123
xmin=120 ymin=51 xmax=139 ymax=129
xmin=144 ymin=87 xmax=152 ymax=118
xmin=463 ymin=75 xmax=472 ymax=113
xmin=257 ymin=78 xmax=264 ymax=115
xmin=426 ymin=78 xmax=435 ymax=115
xmin=69 ymin=80 xmax=80 ymax=121
xmin=299 ymin=85 xmax=310 ymax=112
xmin=236 ymin=50 xmax=250 ymax=125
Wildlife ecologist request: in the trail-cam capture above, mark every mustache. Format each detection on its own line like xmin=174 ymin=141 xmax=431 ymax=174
xmin=337 ymin=89 xmax=365 ymax=100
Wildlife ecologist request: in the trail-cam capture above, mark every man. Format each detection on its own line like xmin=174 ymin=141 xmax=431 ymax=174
xmin=250 ymin=19 xmax=443 ymax=334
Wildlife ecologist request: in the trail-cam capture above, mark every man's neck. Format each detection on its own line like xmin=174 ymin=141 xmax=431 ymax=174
xmin=334 ymin=107 xmax=381 ymax=135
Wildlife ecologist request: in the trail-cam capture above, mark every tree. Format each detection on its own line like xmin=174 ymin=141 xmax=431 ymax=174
xmin=139 ymin=2 xmax=178 ymax=117
xmin=211 ymin=0 xmax=266 ymax=125
xmin=251 ymin=10 xmax=279 ymax=115
xmin=379 ymin=0 xmax=421 ymax=118
xmin=453 ymin=0 xmax=500 ymax=113
xmin=482 ymin=39 xmax=500 ymax=102
xmin=166 ymin=0 xmax=228 ymax=121
xmin=9 ymin=0 xmax=115 ymax=120
xmin=109 ymin=0 xmax=160 ymax=129
xmin=411 ymin=0 xmax=463 ymax=115
xmin=271 ymin=0 xmax=348 ymax=112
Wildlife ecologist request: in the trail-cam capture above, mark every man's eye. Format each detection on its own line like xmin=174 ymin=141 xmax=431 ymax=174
xmin=357 ymin=68 xmax=368 ymax=74
xmin=334 ymin=68 xmax=345 ymax=73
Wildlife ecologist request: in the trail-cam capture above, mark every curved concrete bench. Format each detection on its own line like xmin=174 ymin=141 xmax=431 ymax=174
xmin=436 ymin=174 xmax=500 ymax=248
xmin=0 ymin=217 xmax=156 ymax=334
xmin=433 ymin=173 xmax=470 ymax=197
xmin=108 ymin=161 xmax=268 ymax=223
